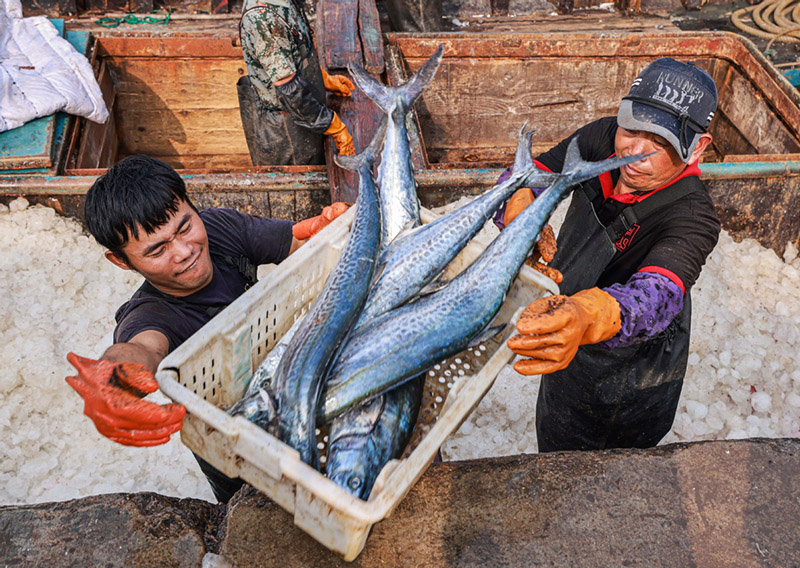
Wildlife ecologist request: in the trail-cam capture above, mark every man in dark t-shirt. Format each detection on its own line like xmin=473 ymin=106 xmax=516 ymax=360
xmin=64 ymin=155 xmax=348 ymax=501
xmin=498 ymin=58 xmax=721 ymax=451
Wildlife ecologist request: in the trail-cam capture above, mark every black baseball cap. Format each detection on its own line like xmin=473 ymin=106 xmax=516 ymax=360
xmin=617 ymin=58 xmax=718 ymax=163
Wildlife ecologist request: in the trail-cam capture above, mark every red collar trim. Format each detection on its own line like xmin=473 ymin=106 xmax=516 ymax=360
xmin=603 ymin=153 xmax=701 ymax=203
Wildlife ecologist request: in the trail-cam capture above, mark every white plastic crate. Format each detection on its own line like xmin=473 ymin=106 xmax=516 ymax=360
xmin=156 ymin=206 xmax=558 ymax=561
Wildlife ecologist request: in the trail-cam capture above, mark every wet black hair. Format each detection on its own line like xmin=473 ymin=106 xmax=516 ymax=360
xmin=84 ymin=155 xmax=195 ymax=261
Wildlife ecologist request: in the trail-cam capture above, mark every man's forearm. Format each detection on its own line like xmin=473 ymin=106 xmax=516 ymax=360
xmin=101 ymin=342 xmax=162 ymax=374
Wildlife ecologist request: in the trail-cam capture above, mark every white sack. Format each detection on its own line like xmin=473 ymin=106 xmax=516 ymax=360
xmin=0 ymin=0 xmax=108 ymax=132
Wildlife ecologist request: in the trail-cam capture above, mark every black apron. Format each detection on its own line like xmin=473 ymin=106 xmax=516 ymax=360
xmin=237 ymin=0 xmax=326 ymax=166
xmin=536 ymin=176 xmax=702 ymax=452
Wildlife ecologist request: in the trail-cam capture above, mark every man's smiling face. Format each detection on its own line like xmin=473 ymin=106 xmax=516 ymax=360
xmin=108 ymin=200 xmax=213 ymax=296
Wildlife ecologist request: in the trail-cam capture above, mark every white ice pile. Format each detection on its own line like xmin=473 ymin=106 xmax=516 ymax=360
xmin=0 ymin=199 xmax=215 ymax=505
xmin=437 ymin=196 xmax=800 ymax=460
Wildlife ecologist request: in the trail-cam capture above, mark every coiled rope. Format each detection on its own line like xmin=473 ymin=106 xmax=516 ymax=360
xmin=731 ymin=0 xmax=800 ymax=43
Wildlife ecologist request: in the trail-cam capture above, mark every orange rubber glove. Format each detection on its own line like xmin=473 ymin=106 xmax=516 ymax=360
xmin=504 ymin=187 xmax=562 ymax=283
xmin=507 ymin=287 xmax=622 ymax=375
xmin=325 ymin=112 xmax=356 ymax=155
xmin=503 ymin=186 xmax=535 ymax=227
xmin=65 ymin=352 xmax=186 ymax=447
xmin=292 ymin=202 xmax=351 ymax=240
xmin=321 ymin=67 xmax=355 ymax=97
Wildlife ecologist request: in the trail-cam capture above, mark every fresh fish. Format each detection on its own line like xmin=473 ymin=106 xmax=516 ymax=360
xmin=326 ymin=376 xmax=423 ymax=499
xmin=226 ymin=313 xmax=306 ymax=429
xmin=348 ymin=44 xmax=444 ymax=248
xmin=322 ymin=125 xmax=544 ymax=491
xmin=358 ymin=123 xmax=559 ymax=323
xmin=324 ymin=54 xmax=450 ymax=488
xmin=273 ymin=121 xmax=386 ymax=468
xmin=319 ymin=138 xmax=650 ymax=423
xmin=324 ymin=51 xmax=445 ymax=490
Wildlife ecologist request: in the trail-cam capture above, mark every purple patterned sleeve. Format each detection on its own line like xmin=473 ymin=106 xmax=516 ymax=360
xmin=492 ymin=166 xmax=548 ymax=230
xmin=600 ymin=272 xmax=684 ymax=349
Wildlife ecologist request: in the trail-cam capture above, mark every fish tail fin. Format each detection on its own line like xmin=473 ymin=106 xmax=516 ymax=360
xmin=334 ymin=116 xmax=388 ymax=172
xmin=349 ymin=44 xmax=444 ymax=115
xmin=562 ymin=136 xmax=586 ymax=173
xmin=512 ymin=120 xmax=535 ymax=174
xmin=398 ymin=43 xmax=445 ymax=110
xmin=348 ymin=62 xmax=394 ymax=113
xmin=562 ymin=135 xmax=653 ymax=186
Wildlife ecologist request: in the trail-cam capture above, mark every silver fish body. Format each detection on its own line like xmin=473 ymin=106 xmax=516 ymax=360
xmin=274 ymin=123 xmax=386 ymax=468
xmin=348 ymin=44 xmax=444 ymax=250
xmin=320 ymin=138 xmax=649 ymax=423
xmin=325 ymin=376 xmax=423 ymax=499
xmin=358 ymin=124 xmax=558 ymax=323
xmin=323 ymin=47 xmax=445 ymax=491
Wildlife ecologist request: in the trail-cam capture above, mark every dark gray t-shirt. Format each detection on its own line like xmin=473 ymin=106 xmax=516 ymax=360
xmin=114 ymin=208 xmax=293 ymax=352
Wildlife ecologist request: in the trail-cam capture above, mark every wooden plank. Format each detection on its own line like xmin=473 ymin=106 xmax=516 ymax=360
xmin=317 ymin=0 xmax=360 ymax=71
xmin=357 ymin=0 xmax=384 ymax=74
xmin=20 ymin=0 xmax=76 ymax=15
xmin=318 ymin=0 xmax=387 ymax=200
xmin=115 ymin=108 xmax=250 ymax=157
xmin=0 ymin=116 xmax=54 ymax=171
xmin=76 ymin=60 xmax=116 ymax=168
xmin=97 ymin=36 xmax=242 ymax=59
xmin=716 ymin=67 xmax=800 ymax=155
xmin=324 ymin=78 xmax=381 ymax=202
xmin=135 ymin=153 xmax=255 ymax=171
xmin=711 ymin=112 xmax=756 ymax=159
xmin=107 ymin=58 xmax=243 ymax=110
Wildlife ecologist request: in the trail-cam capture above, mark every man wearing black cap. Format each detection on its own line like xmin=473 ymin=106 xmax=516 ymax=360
xmin=498 ymin=58 xmax=721 ymax=452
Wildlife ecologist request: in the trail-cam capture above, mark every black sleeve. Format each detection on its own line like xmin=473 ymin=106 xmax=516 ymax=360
xmin=200 ymin=209 xmax=294 ymax=266
xmin=637 ymin=191 xmax=721 ymax=291
xmin=275 ymin=74 xmax=334 ymax=133
xmin=114 ymin=299 xmax=184 ymax=353
xmin=536 ymin=117 xmax=618 ymax=173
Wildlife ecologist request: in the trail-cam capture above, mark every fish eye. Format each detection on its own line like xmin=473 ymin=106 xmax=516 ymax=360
xmin=348 ymin=477 xmax=362 ymax=490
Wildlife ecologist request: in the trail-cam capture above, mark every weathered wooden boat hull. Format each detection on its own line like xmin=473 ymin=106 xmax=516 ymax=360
xmin=1 ymin=31 xmax=797 ymax=252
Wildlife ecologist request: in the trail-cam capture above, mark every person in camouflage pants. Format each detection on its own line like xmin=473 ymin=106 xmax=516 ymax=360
xmin=238 ymin=0 xmax=355 ymax=165
xmin=384 ymin=0 xmax=442 ymax=33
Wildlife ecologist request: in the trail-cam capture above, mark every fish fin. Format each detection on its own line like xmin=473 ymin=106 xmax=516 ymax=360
xmin=467 ymin=324 xmax=506 ymax=348
xmin=347 ymin=62 xmax=394 ymax=113
xmin=394 ymin=219 xmax=424 ymax=241
xmin=560 ymin=135 xmax=653 ymax=187
xmin=348 ymin=44 xmax=444 ymax=114
xmin=511 ymin=121 xmax=535 ymax=174
xmin=417 ymin=274 xmax=450 ymax=297
xmin=398 ymin=43 xmax=445 ymax=110
xmin=330 ymin=395 xmax=385 ymax=441
xmin=520 ymin=169 xmax=560 ymax=188
xmin=258 ymin=388 xmax=278 ymax=418
xmin=334 ymin=116 xmax=388 ymax=171
xmin=562 ymin=136 xmax=584 ymax=173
